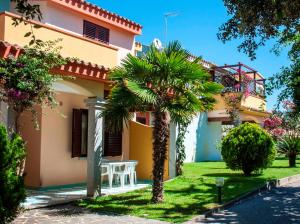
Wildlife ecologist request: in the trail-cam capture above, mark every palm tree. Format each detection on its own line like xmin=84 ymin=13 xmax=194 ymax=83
xmin=277 ymin=134 xmax=300 ymax=167
xmin=102 ymin=41 xmax=222 ymax=203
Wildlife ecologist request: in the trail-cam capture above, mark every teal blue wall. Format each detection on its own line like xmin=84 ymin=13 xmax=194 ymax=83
xmin=0 ymin=0 xmax=10 ymax=12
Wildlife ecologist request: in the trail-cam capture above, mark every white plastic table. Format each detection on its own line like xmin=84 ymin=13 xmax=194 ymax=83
xmin=102 ymin=160 xmax=138 ymax=188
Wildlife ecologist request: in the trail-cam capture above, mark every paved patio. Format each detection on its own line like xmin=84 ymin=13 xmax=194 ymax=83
xmin=13 ymin=204 xmax=168 ymax=224
xmin=24 ymin=183 xmax=149 ymax=209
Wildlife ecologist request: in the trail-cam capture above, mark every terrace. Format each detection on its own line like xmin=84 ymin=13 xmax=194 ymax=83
xmin=212 ymin=62 xmax=266 ymax=98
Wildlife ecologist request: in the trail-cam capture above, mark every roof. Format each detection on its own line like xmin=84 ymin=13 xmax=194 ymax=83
xmin=49 ymin=0 xmax=142 ymax=35
xmin=0 ymin=41 xmax=111 ymax=83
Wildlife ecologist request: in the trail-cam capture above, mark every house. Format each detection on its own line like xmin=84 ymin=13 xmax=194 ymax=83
xmin=0 ymin=0 xmax=176 ymax=193
xmin=184 ymin=63 xmax=270 ymax=162
xmin=135 ymin=44 xmax=269 ymax=162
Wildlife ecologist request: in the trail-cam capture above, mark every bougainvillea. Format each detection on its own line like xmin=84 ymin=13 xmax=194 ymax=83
xmin=0 ymin=39 xmax=66 ymax=131
xmin=222 ymin=72 xmax=254 ymax=126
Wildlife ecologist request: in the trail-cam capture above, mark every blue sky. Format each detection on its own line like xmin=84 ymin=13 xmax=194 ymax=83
xmin=90 ymin=0 xmax=290 ymax=110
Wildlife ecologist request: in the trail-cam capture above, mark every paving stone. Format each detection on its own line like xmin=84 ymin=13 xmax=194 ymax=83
xmin=13 ymin=204 xmax=168 ymax=224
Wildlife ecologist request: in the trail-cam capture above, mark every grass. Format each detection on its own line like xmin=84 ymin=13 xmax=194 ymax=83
xmin=78 ymin=159 xmax=300 ymax=223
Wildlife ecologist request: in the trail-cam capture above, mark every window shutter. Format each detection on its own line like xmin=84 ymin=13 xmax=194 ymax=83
xmin=80 ymin=109 xmax=88 ymax=157
xmin=83 ymin=20 xmax=109 ymax=44
xmin=97 ymin=26 xmax=109 ymax=44
xmin=104 ymin=118 xmax=122 ymax=157
xmin=72 ymin=109 xmax=82 ymax=158
xmin=83 ymin=21 xmax=97 ymax=39
xmin=104 ymin=131 xmax=122 ymax=156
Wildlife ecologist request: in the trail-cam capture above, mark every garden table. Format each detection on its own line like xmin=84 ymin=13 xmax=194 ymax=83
xmin=102 ymin=160 xmax=138 ymax=188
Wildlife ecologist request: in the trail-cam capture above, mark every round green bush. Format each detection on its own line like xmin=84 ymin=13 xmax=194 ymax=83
xmin=221 ymin=122 xmax=276 ymax=176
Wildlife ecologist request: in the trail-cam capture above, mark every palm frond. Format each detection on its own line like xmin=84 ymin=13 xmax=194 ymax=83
xmin=125 ymin=79 xmax=157 ymax=104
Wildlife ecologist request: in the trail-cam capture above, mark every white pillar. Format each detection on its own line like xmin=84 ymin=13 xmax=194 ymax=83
xmin=86 ymin=97 xmax=106 ymax=197
xmin=169 ymin=122 xmax=177 ymax=179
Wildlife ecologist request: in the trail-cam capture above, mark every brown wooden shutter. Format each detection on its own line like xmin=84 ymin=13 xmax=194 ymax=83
xmin=104 ymin=132 xmax=122 ymax=156
xmin=80 ymin=109 xmax=89 ymax=157
xmin=83 ymin=21 xmax=97 ymax=39
xmin=72 ymin=109 xmax=82 ymax=158
xmin=104 ymin=118 xmax=122 ymax=156
xmin=97 ymin=26 xmax=109 ymax=44
xmin=83 ymin=20 xmax=109 ymax=44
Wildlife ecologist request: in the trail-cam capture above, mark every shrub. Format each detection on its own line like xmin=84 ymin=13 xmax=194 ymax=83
xmin=0 ymin=125 xmax=26 ymax=224
xmin=221 ymin=123 xmax=276 ymax=176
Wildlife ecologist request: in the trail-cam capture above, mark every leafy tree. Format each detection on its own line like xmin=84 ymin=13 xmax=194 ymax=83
xmin=267 ymin=59 xmax=300 ymax=112
xmin=219 ymin=0 xmax=300 ymax=111
xmin=102 ymin=41 xmax=222 ymax=202
xmin=219 ymin=0 xmax=300 ymax=60
xmin=0 ymin=125 xmax=26 ymax=224
xmin=221 ymin=123 xmax=276 ymax=176
xmin=0 ymin=40 xmax=66 ymax=132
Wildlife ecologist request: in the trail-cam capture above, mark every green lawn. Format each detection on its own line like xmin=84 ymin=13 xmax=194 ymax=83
xmin=78 ymin=159 xmax=300 ymax=223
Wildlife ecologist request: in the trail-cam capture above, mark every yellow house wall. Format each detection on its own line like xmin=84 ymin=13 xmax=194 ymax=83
xmin=40 ymin=92 xmax=88 ymax=186
xmin=241 ymin=95 xmax=266 ymax=111
xmin=19 ymin=107 xmax=42 ymax=187
xmin=212 ymin=95 xmax=227 ymax=110
xmin=1 ymin=13 xmax=118 ymax=67
xmin=24 ymin=78 xmax=130 ymax=187
xmin=213 ymin=94 xmax=267 ymax=112
xmin=129 ymin=121 xmax=169 ymax=181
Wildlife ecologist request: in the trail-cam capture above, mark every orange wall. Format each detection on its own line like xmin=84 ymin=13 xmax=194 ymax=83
xmin=0 ymin=12 xmax=118 ymax=67
xmin=39 ymin=91 xmax=87 ymax=186
xmin=129 ymin=121 xmax=169 ymax=180
xmin=19 ymin=107 xmax=42 ymax=187
xmin=0 ymin=13 xmax=4 ymax=40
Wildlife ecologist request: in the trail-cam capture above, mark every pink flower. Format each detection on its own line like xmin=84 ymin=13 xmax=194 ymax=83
xmin=263 ymin=116 xmax=282 ymax=129
xmin=270 ymin=128 xmax=286 ymax=137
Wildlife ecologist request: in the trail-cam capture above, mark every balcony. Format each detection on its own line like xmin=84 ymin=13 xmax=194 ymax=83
xmin=213 ymin=63 xmax=266 ymax=98
xmin=208 ymin=63 xmax=268 ymax=121
xmin=0 ymin=12 xmax=118 ymax=68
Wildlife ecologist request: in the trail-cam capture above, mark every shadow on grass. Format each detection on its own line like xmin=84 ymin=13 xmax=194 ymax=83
xmin=270 ymin=166 xmax=292 ymax=168
xmin=77 ymin=174 xmax=273 ymax=223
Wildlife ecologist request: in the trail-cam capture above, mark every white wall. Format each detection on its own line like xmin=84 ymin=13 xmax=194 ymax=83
xmin=184 ymin=113 xmax=223 ymax=162
xmin=11 ymin=1 xmax=135 ymax=64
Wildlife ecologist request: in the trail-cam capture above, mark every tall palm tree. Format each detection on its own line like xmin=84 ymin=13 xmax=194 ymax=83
xmin=102 ymin=41 xmax=222 ymax=203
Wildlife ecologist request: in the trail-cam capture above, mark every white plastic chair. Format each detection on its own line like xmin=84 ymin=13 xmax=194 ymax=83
xmin=101 ymin=164 xmax=112 ymax=188
xmin=128 ymin=164 xmax=137 ymax=186
xmin=113 ymin=164 xmax=131 ymax=188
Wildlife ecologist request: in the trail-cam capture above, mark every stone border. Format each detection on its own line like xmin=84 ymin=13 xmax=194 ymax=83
xmin=185 ymin=174 xmax=300 ymax=223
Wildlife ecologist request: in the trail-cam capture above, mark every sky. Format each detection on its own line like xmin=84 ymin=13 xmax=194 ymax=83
xmin=90 ymin=0 xmax=290 ymax=110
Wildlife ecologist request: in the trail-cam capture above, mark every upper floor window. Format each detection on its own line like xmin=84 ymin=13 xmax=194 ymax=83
xmin=83 ymin=20 xmax=109 ymax=44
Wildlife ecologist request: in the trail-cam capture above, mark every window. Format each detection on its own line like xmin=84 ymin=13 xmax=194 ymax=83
xmin=72 ymin=107 xmax=122 ymax=158
xmin=83 ymin=20 xmax=109 ymax=44
xmin=72 ymin=109 xmax=88 ymax=157
xmin=135 ymin=112 xmax=150 ymax=125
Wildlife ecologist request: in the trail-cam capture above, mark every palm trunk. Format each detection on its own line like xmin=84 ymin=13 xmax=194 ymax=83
xmin=289 ymin=152 xmax=297 ymax=167
xmin=152 ymin=110 xmax=169 ymax=203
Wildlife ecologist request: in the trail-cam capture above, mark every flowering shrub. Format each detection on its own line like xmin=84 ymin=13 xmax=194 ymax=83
xmin=222 ymin=72 xmax=254 ymax=126
xmin=0 ymin=40 xmax=66 ymax=130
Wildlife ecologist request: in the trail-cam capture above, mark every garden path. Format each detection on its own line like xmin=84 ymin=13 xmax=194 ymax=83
xmin=187 ymin=180 xmax=300 ymax=224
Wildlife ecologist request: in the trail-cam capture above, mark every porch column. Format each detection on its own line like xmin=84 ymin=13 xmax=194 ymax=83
xmin=86 ymin=97 xmax=106 ymax=197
